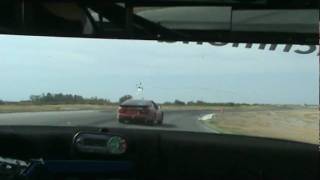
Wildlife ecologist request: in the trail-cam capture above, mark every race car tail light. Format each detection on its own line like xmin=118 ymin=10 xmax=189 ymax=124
xmin=118 ymin=106 xmax=150 ymax=114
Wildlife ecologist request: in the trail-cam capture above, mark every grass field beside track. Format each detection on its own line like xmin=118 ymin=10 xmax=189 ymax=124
xmin=0 ymin=104 xmax=117 ymax=113
xmin=202 ymin=107 xmax=319 ymax=145
xmin=0 ymin=104 xmax=289 ymax=113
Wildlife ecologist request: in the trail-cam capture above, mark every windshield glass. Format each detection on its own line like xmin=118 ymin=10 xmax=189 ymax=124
xmin=0 ymin=35 xmax=318 ymax=144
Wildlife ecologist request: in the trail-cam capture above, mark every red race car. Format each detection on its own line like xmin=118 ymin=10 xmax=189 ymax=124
xmin=117 ymin=99 xmax=164 ymax=125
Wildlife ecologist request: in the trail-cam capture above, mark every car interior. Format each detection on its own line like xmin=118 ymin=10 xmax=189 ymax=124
xmin=0 ymin=0 xmax=319 ymax=180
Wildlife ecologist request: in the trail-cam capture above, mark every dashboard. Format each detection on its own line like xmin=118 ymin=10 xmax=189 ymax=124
xmin=0 ymin=126 xmax=318 ymax=180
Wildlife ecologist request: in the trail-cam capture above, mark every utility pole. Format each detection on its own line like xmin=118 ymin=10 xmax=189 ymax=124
xmin=136 ymin=82 xmax=144 ymax=100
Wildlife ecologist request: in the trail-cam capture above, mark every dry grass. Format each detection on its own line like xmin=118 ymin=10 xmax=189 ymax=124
xmin=0 ymin=103 xmax=284 ymax=113
xmin=204 ymin=108 xmax=319 ymax=144
xmin=0 ymin=104 xmax=117 ymax=113
xmin=160 ymin=104 xmax=274 ymax=111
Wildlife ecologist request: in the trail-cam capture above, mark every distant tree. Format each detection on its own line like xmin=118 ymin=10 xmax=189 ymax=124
xmin=225 ymin=102 xmax=235 ymax=106
xmin=174 ymin=99 xmax=185 ymax=105
xmin=47 ymin=93 xmax=54 ymax=102
xmin=163 ymin=101 xmax=172 ymax=105
xmin=0 ymin=99 xmax=4 ymax=105
xmin=29 ymin=93 xmax=111 ymax=105
xmin=196 ymin=100 xmax=207 ymax=105
xmin=30 ymin=95 xmax=40 ymax=102
xmin=187 ymin=101 xmax=195 ymax=105
xmin=74 ymin=95 xmax=84 ymax=103
xmin=119 ymin=95 xmax=133 ymax=104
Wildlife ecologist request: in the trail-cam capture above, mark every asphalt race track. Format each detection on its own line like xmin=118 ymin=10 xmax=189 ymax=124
xmin=0 ymin=110 xmax=215 ymax=133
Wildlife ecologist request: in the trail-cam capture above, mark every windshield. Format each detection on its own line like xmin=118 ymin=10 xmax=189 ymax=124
xmin=0 ymin=35 xmax=318 ymax=145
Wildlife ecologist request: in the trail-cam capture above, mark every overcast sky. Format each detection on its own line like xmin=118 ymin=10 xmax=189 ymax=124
xmin=0 ymin=35 xmax=318 ymax=104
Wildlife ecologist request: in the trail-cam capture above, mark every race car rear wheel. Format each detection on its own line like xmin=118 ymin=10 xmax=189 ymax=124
xmin=158 ymin=113 xmax=164 ymax=125
xmin=148 ymin=114 xmax=157 ymax=126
